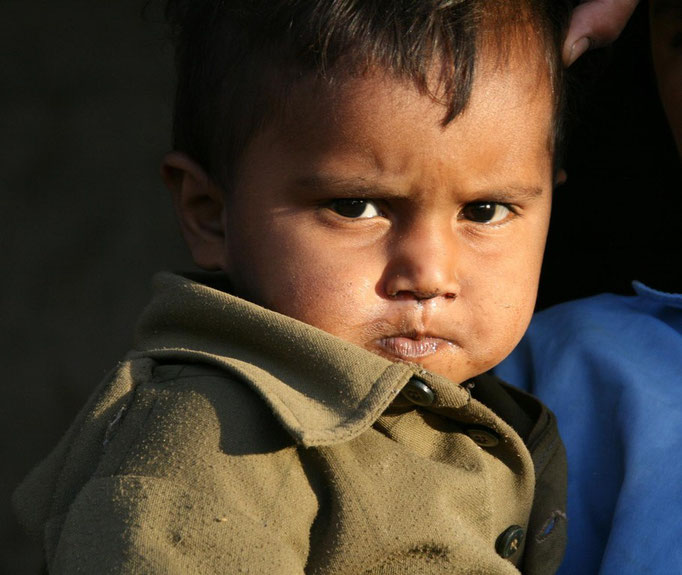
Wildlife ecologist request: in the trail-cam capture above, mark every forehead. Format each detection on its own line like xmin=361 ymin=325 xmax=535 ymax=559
xmin=272 ymin=43 xmax=555 ymax=161
xmin=297 ymin=27 xmax=550 ymax=109
xmin=235 ymin=46 xmax=554 ymax=199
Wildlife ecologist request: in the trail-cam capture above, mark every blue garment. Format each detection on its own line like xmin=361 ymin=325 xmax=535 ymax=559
xmin=495 ymin=282 xmax=682 ymax=575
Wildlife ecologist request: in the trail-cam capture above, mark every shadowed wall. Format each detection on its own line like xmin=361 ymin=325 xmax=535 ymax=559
xmin=1 ymin=3 xmax=190 ymax=572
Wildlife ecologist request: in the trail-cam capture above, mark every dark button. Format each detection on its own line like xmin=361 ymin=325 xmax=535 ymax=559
xmin=401 ymin=379 xmax=435 ymax=406
xmin=464 ymin=425 xmax=500 ymax=447
xmin=496 ymin=525 xmax=525 ymax=559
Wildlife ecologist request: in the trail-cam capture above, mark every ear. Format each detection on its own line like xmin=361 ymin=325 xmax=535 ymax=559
xmin=161 ymin=152 xmax=226 ymax=271
xmin=554 ymin=168 xmax=567 ymax=187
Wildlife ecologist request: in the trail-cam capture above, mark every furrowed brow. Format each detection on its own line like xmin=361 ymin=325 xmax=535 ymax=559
xmin=296 ymin=176 xmax=545 ymax=201
xmin=476 ymin=185 xmax=545 ymax=202
xmin=294 ymin=175 xmax=399 ymax=197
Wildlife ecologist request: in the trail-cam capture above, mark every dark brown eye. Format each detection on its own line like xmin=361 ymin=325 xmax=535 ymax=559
xmin=329 ymin=199 xmax=381 ymax=219
xmin=461 ymin=202 xmax=511 ymax=224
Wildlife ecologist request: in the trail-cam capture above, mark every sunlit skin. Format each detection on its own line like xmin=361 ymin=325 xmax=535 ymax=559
xmin=651 ymin=0 xmax=682 ymax=156
xmin=165 ymin=44 xmax=555 ymax=386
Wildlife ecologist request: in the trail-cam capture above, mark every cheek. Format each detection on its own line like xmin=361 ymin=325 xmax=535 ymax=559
xmin=464 ymin=224 xmax=546 ymax=348
xmin=498 ymin=233 xmax=546 ymax=346
xmin=464 ymin=278 xmax=536 ymax=374
xmin=261 ymin=234 xmax=384 ymax=332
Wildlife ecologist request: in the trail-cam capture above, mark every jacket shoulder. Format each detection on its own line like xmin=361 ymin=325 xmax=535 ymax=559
xmin=18 ymin=359 xmax=318 ymax=573
xmin=12 ymin=358 xmax=153 ymax=541
xmin=110 ymin=362 xmax=299 ymax=471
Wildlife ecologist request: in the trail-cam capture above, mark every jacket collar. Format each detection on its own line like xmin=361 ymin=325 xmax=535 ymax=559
xmin=132 ymin=273 xmax=471 ymax=447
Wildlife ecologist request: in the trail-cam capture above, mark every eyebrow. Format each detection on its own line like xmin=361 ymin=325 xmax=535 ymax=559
xmin=475 ymin=185 xmax=545 ymax=202
xmin=294 ymin=175 xmax=544 ymax=201
xmin=652 ymin=0 xmax=682 ymax=18
xmin=293 ymin=175 xmax=403 ymax=197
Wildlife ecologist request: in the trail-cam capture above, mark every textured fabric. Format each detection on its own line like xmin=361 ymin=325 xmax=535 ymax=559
xmin=495 ymin=282 xmax=682 ymax=575
xmin=14 ymin=272 xmax=567 ymax=574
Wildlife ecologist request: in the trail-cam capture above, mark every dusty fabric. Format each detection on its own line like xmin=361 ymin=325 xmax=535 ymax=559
xmin=14 ymin=273 xmax=566 ymax=574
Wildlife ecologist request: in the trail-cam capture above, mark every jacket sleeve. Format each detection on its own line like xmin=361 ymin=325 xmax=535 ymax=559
xmin=48 ymin=363 xmax=319 ymax=574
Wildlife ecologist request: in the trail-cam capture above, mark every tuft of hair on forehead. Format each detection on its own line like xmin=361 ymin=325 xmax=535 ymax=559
xmin=165 ymin=0 xmax=573 ymax=187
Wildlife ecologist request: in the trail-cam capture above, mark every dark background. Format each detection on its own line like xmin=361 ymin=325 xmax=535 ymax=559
xmin=2 ymin=2 xmax=190 ymax=573
xmin=1 ymin=2 xmax=680 ymax=573
xmin=539 ymin=4 xmax=682 ymax=308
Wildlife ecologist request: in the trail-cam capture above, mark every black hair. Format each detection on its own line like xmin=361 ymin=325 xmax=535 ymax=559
xmin=165 ymin=0 xmax=573 ymax=187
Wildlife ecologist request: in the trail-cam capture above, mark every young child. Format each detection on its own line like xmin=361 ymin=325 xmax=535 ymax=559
xmin=14 ymin=0 xmax=572 ymax=572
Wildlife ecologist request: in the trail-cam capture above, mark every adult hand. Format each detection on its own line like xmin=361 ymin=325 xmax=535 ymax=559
xmin=564 ymin=0 xmax=640 ymax=66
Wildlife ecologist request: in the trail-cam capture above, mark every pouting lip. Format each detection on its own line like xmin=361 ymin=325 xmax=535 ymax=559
xmin=373 ymin=335 xmax=455 ymax=360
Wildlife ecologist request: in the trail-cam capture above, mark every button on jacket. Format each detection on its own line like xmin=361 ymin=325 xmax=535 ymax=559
xmin=14 ymin=273 xmax=567 ymax=574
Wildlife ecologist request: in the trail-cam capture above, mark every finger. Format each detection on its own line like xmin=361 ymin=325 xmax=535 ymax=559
xmin=563 ymin=0 xmax=640 ymax=66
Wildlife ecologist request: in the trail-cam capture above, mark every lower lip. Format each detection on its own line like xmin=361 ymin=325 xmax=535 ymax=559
xmin=376 ymin=337 xmax=450 ymax=360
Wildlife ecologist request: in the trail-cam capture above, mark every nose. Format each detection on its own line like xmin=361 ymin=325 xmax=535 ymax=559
xmin=382 ymin=220 xmax=460 ymax=301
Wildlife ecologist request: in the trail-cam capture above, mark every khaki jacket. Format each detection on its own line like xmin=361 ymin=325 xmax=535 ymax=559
xmin=14 ymin=273 xmax=566 ymax=574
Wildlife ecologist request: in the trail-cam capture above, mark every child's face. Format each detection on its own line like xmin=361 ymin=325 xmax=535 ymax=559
xmin=177 ymin=49 xmax=554 ymax=386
